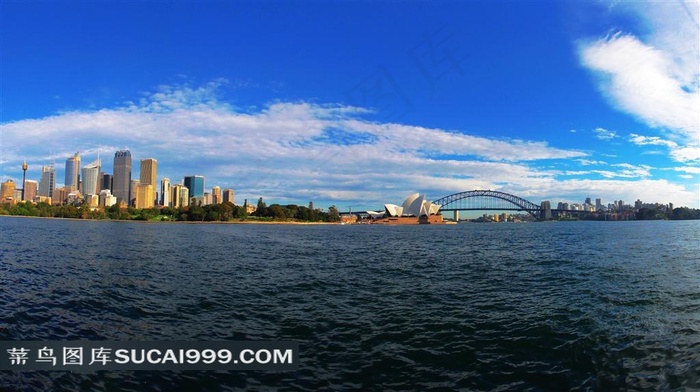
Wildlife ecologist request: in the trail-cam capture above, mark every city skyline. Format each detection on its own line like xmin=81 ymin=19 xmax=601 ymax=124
xmin=2 ymin=148 xmax=688 ymax=215
xmin=1 ymin=2 xmax=698 ymax=210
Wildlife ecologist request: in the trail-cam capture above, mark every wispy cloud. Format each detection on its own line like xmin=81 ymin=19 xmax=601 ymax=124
xmin=1 ymin=81 xmax=697 ymax=208
xmin=629 ymin=133 xmax=700 ymax=162
xmin=594 ymin=127 xmax=617 ymax=140
xmin=1 ymin=82 xmax=589 ymax=207
xmin=579 ymin=1 xmax=699 ymax=158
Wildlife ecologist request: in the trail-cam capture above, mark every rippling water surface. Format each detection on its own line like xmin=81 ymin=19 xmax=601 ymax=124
xmin=1 ymin=217 xmax=699 ymax=391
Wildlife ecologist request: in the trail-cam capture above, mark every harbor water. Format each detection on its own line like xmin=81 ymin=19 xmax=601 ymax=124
xmin=1 ymin=217 xmax=698 ymax=390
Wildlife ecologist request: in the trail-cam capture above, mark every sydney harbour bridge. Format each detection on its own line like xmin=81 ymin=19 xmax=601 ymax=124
xmin=433 ymin=190 xmax=548 ymax=221
xmin=343 ymin=190 xmax=582 ymax=221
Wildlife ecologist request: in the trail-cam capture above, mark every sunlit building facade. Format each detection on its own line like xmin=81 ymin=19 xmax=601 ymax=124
xmin=81 ymin=159 xmax=101 ymax=196
xmin=64 ymin=152 xmax=81 ymax=191
xmin=113 ymin=150 xmax=132 ymax=204
xmin=39 ymin=165 xmax=56 ymax=198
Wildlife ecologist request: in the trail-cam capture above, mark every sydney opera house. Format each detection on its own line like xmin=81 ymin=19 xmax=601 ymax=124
xmin=366 ymin=193 xmax=447 ymax=224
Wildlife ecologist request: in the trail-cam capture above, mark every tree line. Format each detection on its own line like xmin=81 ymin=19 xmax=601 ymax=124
xmin=0 ymin=200 xmax=341 ymax=223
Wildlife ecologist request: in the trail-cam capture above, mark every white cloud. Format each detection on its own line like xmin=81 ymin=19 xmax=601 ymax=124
xmin=629 ymin=133 xmax=700 ymax=162
xmin=1 ymin=82 xmax=697 ymax=209
xmin=594 ymin=127 xmax=617 ymax=140
xmin=581 ymin=33 xmax=699 ymax=139
xmin=579 ymin=1 xmax=699 ymax=163
xmin=0 ymin=83 xmax=591 ymax=208
xmin=674 ymin=166 xmax=700 ymax=175
xmin=576 ymin=159 xmax=608 ymax=166
xmin=671 ymin=146 xmax=700 ymax=162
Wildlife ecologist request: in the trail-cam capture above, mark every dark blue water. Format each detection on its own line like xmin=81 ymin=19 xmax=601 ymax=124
xmin=1 ymin=217 xmax=699 ymax=391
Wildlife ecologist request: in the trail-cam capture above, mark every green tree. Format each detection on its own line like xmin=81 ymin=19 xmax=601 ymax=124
xmin=327 ymin=205 xmax=340 ymax=222
xmin=188 ymin=205 xmax=205 ymax=221
xmin=268 ymin=205 xmax=286 ymax=220
xmin=255 ymin=197 xmax=267 ymax=217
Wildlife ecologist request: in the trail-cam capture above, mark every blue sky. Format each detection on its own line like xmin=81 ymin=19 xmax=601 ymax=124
xmin=1 ymin=1 xmax=698 ymax=210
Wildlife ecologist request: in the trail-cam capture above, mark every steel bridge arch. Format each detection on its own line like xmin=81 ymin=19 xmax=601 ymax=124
xmin=434 ymin=190 xmax=542 ymax=220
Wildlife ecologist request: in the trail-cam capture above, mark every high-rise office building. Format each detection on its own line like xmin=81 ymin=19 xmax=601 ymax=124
xmin=161 ymin=178 xmax=171 ymax=207
xmin=64 ymin=152 xmax=81 ymax=191
xmin=39 ymin=165 xmax=56 ymax=198
xmin=100 ymin=173 xmax=113 ymax=191
xmin=130 ymin=180 xmax=140 ymax=206
xmin=135 ymin=184 xmax=155 ymax=209
xmin=1 ymin=179 xmax=16 ymax=202
xmin=171 ymin=184 xmax=182 ymax=209
xmin=179 ymin=186 xmax=190 ymax=208
xmin=212 ymin=186 xmax=221 ymax=204
xmin=81 ymin=159 xmax=101 ymax=196
xmin=140 ymin=158 xmax=157 ymax=186
xmin=113 ymin=150 xmax=132 ymax=204
xmin=24 ymin=180 xmax=38 ymax=201
xmin=183 ymin=175 xmax=205 ymax=198
xmin=223 ymin=189 xmax=235 ymax=205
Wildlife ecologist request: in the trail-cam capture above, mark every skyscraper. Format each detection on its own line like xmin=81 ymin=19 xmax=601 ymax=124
xmin=130 ymin=180 xmax=140 ymax=206
xmin=212 ymin=186 xmax=221 ymax=204
xmin=223 ymin=189 xmax=235 ymax=205
xmin=161 ymin=178 xmax=171 ymax=207
xmin=113 ymin=150 xmax=132 ymax=204
xmin=65 ymin=152 xmax=81 ymax=191
xmin=184 ymin=175 xmax=205 ymax=199
xmin=140 ymin=158 xmax=157 ymax=186
xmin=135 ymin=184 xmax=155 ymax=209
xmin=1 ymin=179 xmax=16 ymax=202
xmin=100 ymin=173 xmax=113 ymax=191
xmin=24 ymin=180 xmax=38 ymax=201
xmin=38 ymin=164 xmax=56 ymax=198
xmin=81 ymin=158 xmax=101 ymax=196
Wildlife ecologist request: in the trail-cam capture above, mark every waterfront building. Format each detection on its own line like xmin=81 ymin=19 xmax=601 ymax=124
xmin=67 ymin=190 xmax=82 ymax=205
xmin=212 ymin=186 xmax=221 ymax=204
xmin=64 ymin=152 xmax=81 ymax=191
xmin=140 ymin=158 xmax=157 ymax=186
xmin=39 ymin=165 xmax=56 ymax=198
xmin=161 ymin=178 xmax=171 ymax=207
xmin=99 ymin=189 xmax=117 ymax=208
xmin=596 ymin=198 xmax=603 ymax=211
xmin=24 ymin=180 xmax=38 ymax=202
xmin=171 ymin=184 xmax=189 ymax=209
xmin=179 ymin=186 xmax=190 ymax=208
xmin=203 ymin=192 xmax=212 ymax=206
xmin=245 ymin=199 xmax=256 ymax=214
xmin=34 ymin=195 xmax=52 ymax=204
xmin=86 ymin=194 xmax=99 ymax=209
xmin=135 ymin=183 xmax=155 ymax=209
xmin=171 ymin=184 xmax=181 ymax=209
xmin=130 ymin=180 xmax=140 ymax=206
xmin=53 ymin=186 xmax=69 ymax=205
xmin=540 ymin=201 xmax=552 ymax=220
xmin=184 ymin=175 xmax=205 ymax=198
xmin=366 ymin=193 xmax=446 ymax=224
xmin=113 ymin=150 xmax=132 ymax=204
xmin=1 ymin=179 xmax=16 ymax=203
xmin=81 ymin=159 xmax=101 ymax=196
xmin=223 ymin=189 xmax=235 ymax=205
xmin=100 ymin=173 xmax=113 ymax=191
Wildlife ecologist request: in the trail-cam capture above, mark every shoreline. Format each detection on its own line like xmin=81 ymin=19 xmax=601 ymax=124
xmin=0 ymin=214 xmax=340 ymax=225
